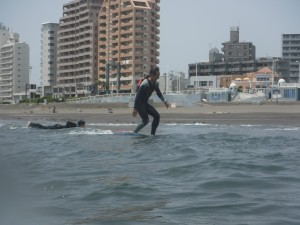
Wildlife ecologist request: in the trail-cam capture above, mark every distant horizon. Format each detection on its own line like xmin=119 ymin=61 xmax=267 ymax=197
xmin=1 ymin=0 xmax=300 ymax=85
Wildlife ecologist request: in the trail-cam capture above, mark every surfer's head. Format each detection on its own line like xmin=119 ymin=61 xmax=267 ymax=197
xmin=77 ymin=120 xmax=85 ymax=127
xmin=150 ymin=67 xmax=159 ymax=76
xmin=149 ymin=67 xmax=160 ymax=81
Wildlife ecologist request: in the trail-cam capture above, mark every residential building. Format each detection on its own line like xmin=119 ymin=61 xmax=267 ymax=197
xmin=282 ymin=34 xmax=300 ymax=83
xmin=98 ymin=0 xmax=160 ymax=93
xmin=222 ymin=26 xmax=256 ymax=62
xmin=41 ymin=22 xmax=59 ymax=97
xmin=189 ymin=27 xmax=290 ymax=87
xmin=209 ymin=48 xmax=223 ymax=63
xmin=55 ymin=0 xmax=104 ymax=98
xmin=159 ymin=71 xmax=187 ymax=93
xmin=189 ymin=58 xmax=289 ymax=85
xmin=0 ymin=23 xmax=30 ymax=102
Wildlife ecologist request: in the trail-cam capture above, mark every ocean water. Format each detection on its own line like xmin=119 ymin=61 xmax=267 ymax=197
xmin=0 ymin=119 xmax=300 ymax=225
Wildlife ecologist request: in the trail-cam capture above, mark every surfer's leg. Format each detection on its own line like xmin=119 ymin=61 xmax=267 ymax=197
xmin=133 ymin=105 xmax=149 ymax=133
xmin=27 ymin=122 xmax=46 ymax=129
xmin=147 ymin=104 xmax=160 ymax=135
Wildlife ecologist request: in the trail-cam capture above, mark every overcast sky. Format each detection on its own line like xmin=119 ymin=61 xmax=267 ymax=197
xmin=1 ymin=0 xmax=300 ymax=84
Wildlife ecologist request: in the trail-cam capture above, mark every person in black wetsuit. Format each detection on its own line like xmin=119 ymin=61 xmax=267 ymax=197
xmin=132 ymin=67 xmax=170 ymax=135
xmin=27 ymin=120 xmax=85 ymax=129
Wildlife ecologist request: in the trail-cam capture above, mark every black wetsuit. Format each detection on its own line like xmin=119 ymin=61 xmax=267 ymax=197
xmin=28 ymin=121 xmax=78 ymax=129
xmin=134 ymin=79 xmax=166 ymax=135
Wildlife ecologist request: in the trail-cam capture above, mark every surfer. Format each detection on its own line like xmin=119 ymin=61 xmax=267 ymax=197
xmin=132 ymin=67 xmax=170 ymax=135
xmin=27 ymin=120 xmax=85 ymax=129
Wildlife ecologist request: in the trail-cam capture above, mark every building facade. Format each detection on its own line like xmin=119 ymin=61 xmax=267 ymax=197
xmin=189 ymin=58 xmax=289 ymax=77
xmin=282 ymin=34 xmax=300 ymax=83
xmin=98 ymin=0 xmax=160 ymax=93
xmin=41 ymin=22 xmax=59 ymax=97
xmin=222 ymin=26 xmax=256 ymax=62
xmin=55 ymin=0 xmax=103 ymax=98
xmin=0 ymin=23 xmax=30 ymax=102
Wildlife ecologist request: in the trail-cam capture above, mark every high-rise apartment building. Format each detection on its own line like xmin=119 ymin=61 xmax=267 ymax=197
xmin=282 ymin=34 xmax=300 ymax=83
xmin=41 ymin=22 xmax=59 ymax=97
xmin=55 ymin=0 xmax=103 ymax=98
xmin=0 ymin=23 xmax=30 ymax=102
xmin=222 ymin=27 xmax=256 ymax=62
xmin=98 ymin=0 xmax=160 ymax=93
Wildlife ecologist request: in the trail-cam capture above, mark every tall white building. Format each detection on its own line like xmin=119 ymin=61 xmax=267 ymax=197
xmin=0 ymin=23 xmax=30 ymax=102
xmin=282 ymin=34 xmax=300 ymax=83
xmin=41 ymin=22 xmax=59 ymax=97
xmin=55 ymin=0 xmax=103 ymax=98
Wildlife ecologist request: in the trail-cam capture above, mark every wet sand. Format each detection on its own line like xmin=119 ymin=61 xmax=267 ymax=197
xmin=1 ymin=101 xmax=300 ymax=127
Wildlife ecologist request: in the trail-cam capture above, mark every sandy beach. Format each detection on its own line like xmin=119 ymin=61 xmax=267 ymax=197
xmin=1 ymin=101 xmax=300 ymax=127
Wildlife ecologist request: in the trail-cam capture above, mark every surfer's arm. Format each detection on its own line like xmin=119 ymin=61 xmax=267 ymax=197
xmin=155 ymin=84 xmax=169 ymax=108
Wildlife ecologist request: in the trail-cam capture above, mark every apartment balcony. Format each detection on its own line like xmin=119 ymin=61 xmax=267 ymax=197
xmin=76 ymin=36 xmax=93 ymax=44
xmin=60 ymin=19 xmax=77 ymax=27
xmin=119 ymin=35 xmax=133 ymax=42
xmin=283 ymin=43 xmax=300 ymax=47
xmin=0 ymin=88 xmax=12 ymax=93
xmin=120 ymin=30 xmax=134 ymax=36
xmin=110 ymin=8 xmax=120 ymax=15
xmin=120 ymin=59 xmax=132 ymax=65
xmin=76 ymin=22 xmax=92 ymax=31
xmin=0 ymin=82 xmax=12 ymax=87
xmin=120 ymin=12 xmax=134 ymax=19
xmin=120 ymin=52 xmax=133 ymax=57
xmin=0 ymin=76 xmax=12 ymax=81
xmin=121 ymin=20 xmax=134 ymax=27
xmin=135 ymin=20 xmax=150 ymax=26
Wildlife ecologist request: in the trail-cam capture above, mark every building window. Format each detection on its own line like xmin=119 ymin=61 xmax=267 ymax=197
xmin=200 ymin=81 xmax=207 ymax=87
xmin=284 ymin=89 xmax=296 ymax=99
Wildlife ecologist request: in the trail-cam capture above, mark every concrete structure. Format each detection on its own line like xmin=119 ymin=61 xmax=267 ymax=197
xmin=190 ymin=75 xmax=218 ymax=90
xmin=55 ymin=0 xmax=104 ymax=98
xmin=189 ymin=58 xmax=290 ymax=81
xmin=222 ymin=27 xmax=256 ymax=62
xmin=189 ymin=27 xmax=289 ymax=82
xmin=41 ymin=22 xmax=59 ymax=97
xmin=159 ymin=71 xmax=187 ymax=93
xmin=209 ymin=48 xmax=223 ymax=63
xmin=276 ymin=83 xmax=300 ymax=101
xmin=0 ymin=23 xmax=30 ymax=102
xmin=98 ymin=0 xmax=160 ymax=94
xmin=282 ymin=34 xmax=300 ymax=83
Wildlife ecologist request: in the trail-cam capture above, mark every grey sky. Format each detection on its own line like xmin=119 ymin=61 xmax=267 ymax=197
xmin=1 ymin=0 xmax=299 ymax=84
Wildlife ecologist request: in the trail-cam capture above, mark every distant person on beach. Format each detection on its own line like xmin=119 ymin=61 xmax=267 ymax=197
xmin=27 ymin=120 xmax=85 ymax=129
xmin=132 ymin=67 xmax=170 ymax=135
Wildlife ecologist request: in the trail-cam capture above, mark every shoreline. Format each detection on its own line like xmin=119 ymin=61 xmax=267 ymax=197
xmin=1 ymin=102 xmax=300 ymax=126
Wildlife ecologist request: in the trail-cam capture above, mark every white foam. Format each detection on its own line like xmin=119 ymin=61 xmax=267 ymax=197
xmin=263 ymin=127 xmax=299 ymax=131
xmin=88 ymin=123 xmax=135 ymax=127
xmin=69 ymin=129 xmax=113 ymax=135
xmin=166 ymin=122 xmax=211 ymax=126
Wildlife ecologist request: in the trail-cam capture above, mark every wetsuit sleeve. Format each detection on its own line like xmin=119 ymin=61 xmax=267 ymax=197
xmin=66 ymin=121 xmax=77 ymax=128
xmin=28 ymin=122 xmax=47 ymax=129
xmin=155 ymin=83 xmax=166 ymax=102
xmin=29 ymin=122 xmax=66 ymax=129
